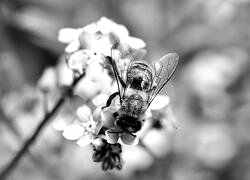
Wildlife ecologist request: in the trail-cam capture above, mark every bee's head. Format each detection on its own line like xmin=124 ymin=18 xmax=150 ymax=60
xmin=115 ymin=115 xmax=142 ymax=133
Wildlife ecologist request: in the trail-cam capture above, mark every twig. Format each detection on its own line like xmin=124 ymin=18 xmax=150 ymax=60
xmin=0 ymin=107 xmax=46 ymax=169
xmin=0 ymin=74 xmax=84 ymax=180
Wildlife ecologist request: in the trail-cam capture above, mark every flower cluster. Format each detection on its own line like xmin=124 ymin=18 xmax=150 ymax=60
xmin=92 ymin=138 xmax=123 ymax=171
xmin=62 ymin=105 xmax=103 ymax=147
xmin=58 ymin=17 xmax=146 ymax=55
xmin=46 ymin=17 xmax=177 ymax=172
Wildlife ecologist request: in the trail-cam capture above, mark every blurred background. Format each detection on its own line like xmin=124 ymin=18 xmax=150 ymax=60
xmin=1 ymin=0 xmax=250 ymax=179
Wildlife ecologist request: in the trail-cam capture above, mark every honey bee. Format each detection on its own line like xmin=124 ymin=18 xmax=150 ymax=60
xmin=103 ymin=44 xmax=179 ymax=136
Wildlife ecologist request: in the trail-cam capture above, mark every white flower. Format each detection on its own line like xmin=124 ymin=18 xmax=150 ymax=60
xmin=66 ymin=50 xmax=90 ymax=74
xmin=92 ymin=94 xmax=109 ymax=107
xmin=56 ymin=60 xmax=75 ymax=86
xmin=58 ymin=17 xmax=146 ymax=54
xmin=60 ymin=48 xmax=113 ymax=100
xmin=148 ymin=95 xmax=170 ymax=110
xmin=90 ymin=17 xmax=146 ymax=49
xmin=66 ymin=48 xmax=105 ymax=74
xmin=83 ymin=17 xmax=129 ymax=41
xmin=63 ymin=47 xmax=115 ymax=100
xmin=74 ymin=68 xmax=113 ymax=100
xmin=58 ymin=28 xmax=83 ymax=53
xmin=80 ymin=17 xmax=146 ymax=55
xmin=138 ymin=95 xmax=177 ymax=157
xmin=79 ymin=31 xmax=120 ymax=57
xmin=145 ymin=95 xmax=177 ymax=131
xmin=62 ymin=105 xmax=103 ymax=147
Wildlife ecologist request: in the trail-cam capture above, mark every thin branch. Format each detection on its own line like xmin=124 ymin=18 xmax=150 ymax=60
xmin=0 ymin=74 xmax=84 ymax=180
xmin=0 ymin=106 xmax=47 ymax=169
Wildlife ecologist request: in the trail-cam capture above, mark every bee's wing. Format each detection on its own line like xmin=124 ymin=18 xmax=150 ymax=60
xmin=110 ymin=44 xmax=135 ymax=99
xmin=147 ymin=53 xmax=179 ymax=106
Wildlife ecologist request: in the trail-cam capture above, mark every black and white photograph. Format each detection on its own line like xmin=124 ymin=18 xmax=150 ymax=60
xmin=0 ymin=0 xmax=250 ymax=180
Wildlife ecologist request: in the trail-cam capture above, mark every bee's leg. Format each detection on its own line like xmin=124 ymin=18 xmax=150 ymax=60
xmin=102 ymin=92 xmax=119 ymax=110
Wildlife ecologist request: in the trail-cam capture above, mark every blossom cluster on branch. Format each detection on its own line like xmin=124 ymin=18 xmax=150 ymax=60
xmin=38 ymin=17 xmax=177 ymax=172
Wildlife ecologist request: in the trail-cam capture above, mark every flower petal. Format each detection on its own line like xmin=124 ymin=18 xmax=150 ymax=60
xmin=62 ymin=124 xmax=84 ymax=140
xmin=94 ymin=121 xmax=103 ymax=134
xmin=120 ymin=132 xmax=139 ymax=146
xmin=124 ymin=36 xmax=146 ymax=49
xmin=53 ymin=119 xmax=68 ymax=131
xmin=98 ymin=72 xmax=113 ymax=95
xmin=76 ymin=134 xmax=94 ymax=147
xmin=65 ymin=39 xmax=81 ymax=53
xmin=130 ymin=48 xmax=147 ymax=60
xmin=74 ymin=77 xmax=100 ymax=99
xmin=92 ymin=33 xmax=119 ymax=57
xmin=86 ymin=61 xmax=104 ymax=81
xmin=58 ymin=28 xmax=82 ymax=43
xmin=108 ymin=32 xmax=120 ymax=46
xmin=105 ymin=130 xmax=119 ymax=144
xmin=101 ymin=111 xmax=116 ymax=128
xmin=79 ymin=31 xmax=92 ymax=49
xmin=97 ymin=17 xmax=129 ymax=38
xmin=57 ymin=62 xmax=74 ymax=86
xmin=53 ymin=116 xmax=72 ymax=131
xmin=148 ymin=95 xmax=170 ymax=110
xmin=76 ymin=105 xmax=91 ymax=122
xmin=96 ymin=17 xmax=114 ymax=33
xmin=92 ymin=107 xmax=102 ymax=121
xmin=66 ymin=50 xmax=90 ymax=74
xmin=80 ymin=31 xmax=119 ymax=57
xmin=92 ymin=94 xmax=109 ymax=107
xmin=82 ymin=22 xmax=98 ymax=33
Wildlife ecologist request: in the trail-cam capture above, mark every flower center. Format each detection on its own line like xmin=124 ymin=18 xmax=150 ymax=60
xmin=84 ymin=121 xmax=97 ymax=133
